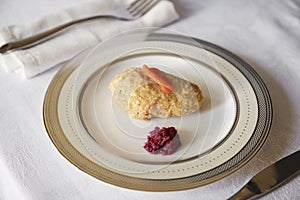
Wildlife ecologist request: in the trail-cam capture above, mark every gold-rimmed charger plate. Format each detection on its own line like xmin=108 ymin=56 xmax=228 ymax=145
xmin=43 ymin=33 xmax=272 ymax=191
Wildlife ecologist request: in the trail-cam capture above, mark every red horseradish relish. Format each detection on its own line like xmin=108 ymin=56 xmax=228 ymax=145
xmin=143 ymin=127 xmax=181 ymax=155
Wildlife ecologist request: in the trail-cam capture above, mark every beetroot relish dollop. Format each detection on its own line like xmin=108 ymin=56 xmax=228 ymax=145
xmin=143 ymin=127 xmax=181 ymax=155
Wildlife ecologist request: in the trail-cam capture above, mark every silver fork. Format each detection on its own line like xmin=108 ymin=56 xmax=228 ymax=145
xmin=0 ymin=0 xmax=159 ymax=53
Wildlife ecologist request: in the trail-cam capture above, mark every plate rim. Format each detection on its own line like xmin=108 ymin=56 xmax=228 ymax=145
xmin=43 ymin=33 xmax=273 ymax=191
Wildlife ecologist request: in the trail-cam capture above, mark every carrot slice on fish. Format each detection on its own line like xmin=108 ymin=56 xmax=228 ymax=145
xmin=159 ymin=85 xmax=173 ymax=93
xmin=142 ymin=65 xmax=173 ymax=93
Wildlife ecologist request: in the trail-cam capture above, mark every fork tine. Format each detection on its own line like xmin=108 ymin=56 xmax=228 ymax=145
xmin=128 ymin=0 xmax=158 ymax=17
xmin=134 ymin=0 xmax=159 ymax=17
xmin=127 ymin=0 xmax=147 ymax=13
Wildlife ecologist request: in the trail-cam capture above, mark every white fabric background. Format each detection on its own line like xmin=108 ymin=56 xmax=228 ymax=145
xmin=0 ymin=0 xmax=300 ymax=199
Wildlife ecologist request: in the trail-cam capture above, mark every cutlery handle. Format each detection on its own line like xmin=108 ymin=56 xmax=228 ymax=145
xmin=229 ymin=150 xmax=300 ymax=200
xmin=0 ymin=16 xmax=100 ymax=53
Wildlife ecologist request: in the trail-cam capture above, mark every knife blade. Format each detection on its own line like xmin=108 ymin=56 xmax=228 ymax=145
xmin=228 ymin=150 xmax=300 ymax=200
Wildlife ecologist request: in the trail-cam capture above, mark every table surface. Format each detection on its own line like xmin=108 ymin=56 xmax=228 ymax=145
xmin=1 ymin=0 xmax=300 ymax=199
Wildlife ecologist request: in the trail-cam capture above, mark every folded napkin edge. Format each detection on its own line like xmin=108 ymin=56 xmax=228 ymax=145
xmin=140 ymin=0 xmax=180 ymax=27
xmin=0 ymin=52 xmax=23 ymax=73
xmin=0 ymin=0 xmax=180 ymax=78
xmin=0 ymin=26 xmax=17 ymax=47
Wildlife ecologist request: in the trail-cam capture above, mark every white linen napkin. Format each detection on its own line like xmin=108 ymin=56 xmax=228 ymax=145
xmin=0 ymin=0 xmax=179 ymax=78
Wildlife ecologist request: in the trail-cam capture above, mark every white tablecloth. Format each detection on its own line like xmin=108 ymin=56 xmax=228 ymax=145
xmin=0 ymin=0 xmax=300 ymax=199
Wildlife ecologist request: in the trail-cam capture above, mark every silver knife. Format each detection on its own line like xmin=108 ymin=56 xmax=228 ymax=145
xmin=228 ymin=150 xmax=300 ymax=200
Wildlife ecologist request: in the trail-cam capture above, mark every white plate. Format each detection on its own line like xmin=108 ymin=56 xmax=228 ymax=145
xmin=43 ymin=33 xmax=272 ymax=191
